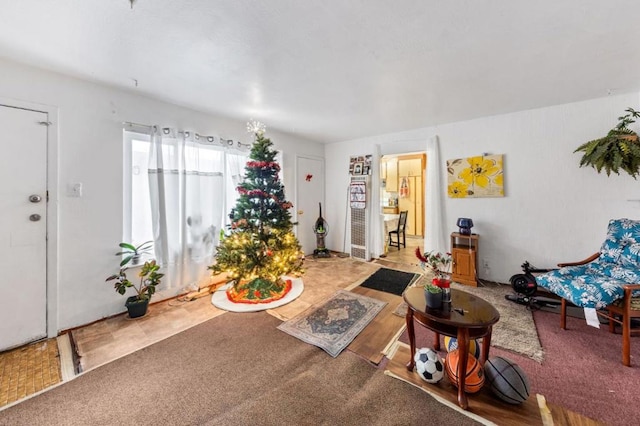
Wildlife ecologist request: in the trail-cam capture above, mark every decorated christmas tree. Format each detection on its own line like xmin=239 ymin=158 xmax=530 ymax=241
xmin=210 ymin=132 xmax=304 ymax=303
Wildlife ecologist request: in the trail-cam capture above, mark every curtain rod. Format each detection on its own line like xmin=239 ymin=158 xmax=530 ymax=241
xmin=123 ymin=121 xmax=153 ymax=129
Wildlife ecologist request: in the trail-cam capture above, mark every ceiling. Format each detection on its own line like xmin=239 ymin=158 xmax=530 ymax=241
xmin=1 ymin=1 xmax=640 ymax=143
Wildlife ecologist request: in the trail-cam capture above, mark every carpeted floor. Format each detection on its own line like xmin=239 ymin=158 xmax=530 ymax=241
xmin=0 ymin=312 xmax=481 ymax=426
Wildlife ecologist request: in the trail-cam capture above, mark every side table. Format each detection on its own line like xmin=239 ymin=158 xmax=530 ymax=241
xmin=403 ymin=286 xmax=500 ymax=409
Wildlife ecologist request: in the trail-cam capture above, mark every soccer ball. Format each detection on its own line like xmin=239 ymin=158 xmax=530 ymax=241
xmin=414 ymin=347 xmax=444 ymax=383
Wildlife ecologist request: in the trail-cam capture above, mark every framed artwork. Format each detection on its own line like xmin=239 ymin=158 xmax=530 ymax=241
xmin=447 ymin=154 xmax=504 ymax=198
xmin=353 ymin=162 xmax=363 ymax=175
xmin=363 ymin=165 xmax=370 ymax=175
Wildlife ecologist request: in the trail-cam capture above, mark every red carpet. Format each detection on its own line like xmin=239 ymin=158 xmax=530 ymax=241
xmin=401 ymin=308 xmax=640 ymax=424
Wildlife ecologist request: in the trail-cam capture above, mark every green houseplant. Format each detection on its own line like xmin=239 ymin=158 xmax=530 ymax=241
xmin=574 ymin=107 xmax=640 ymax=179
xmin=115 ymin=240 xmax=153 ymax=266
xmin=106 ymin=242 xmax=163 ymax=318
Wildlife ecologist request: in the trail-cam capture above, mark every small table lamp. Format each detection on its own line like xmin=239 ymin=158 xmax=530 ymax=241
xmin=457 ymin=218 xmax=474 ymax=235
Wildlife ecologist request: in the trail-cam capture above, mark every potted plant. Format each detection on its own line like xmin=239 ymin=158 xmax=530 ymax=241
xmin=106 ymin=242 xmax=163 ymax=318
xmin=574 ymin=107 xmax=640 ymax=179
xmin=416 ymin=248 xmax=453 ymax=306
xmin=115 ymin=240 xmax=153 ymax=266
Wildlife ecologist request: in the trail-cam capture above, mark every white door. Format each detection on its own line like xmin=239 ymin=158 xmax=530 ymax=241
xmin=295 ymin=156 xmax=325 ymax=255
xmin=0 ymin=105 xmax=48 ymax=351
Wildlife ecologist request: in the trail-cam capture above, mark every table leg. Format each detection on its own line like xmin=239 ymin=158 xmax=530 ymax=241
xmin=405 ymin=309 xmax=416 ymax=371
xmin=456 ymin=328 xmax=469 ymax=410
xmin=481 ymin=326 xmax=492 ymax=365
xmin=433 ymin=332 xmax=440 ymax=351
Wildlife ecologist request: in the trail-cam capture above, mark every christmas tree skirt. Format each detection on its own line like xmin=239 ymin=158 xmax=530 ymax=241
xmin=211 ymin=277 xmax=304 ymax=312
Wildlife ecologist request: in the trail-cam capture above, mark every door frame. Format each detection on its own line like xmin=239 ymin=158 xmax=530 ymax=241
xmin=293 ymin=154 xmax=325 ymax=254
xmin=1 ymin=97 xmax=59 ymax=339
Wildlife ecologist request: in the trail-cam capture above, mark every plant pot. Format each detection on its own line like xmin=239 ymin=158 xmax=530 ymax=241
xmin=425 ymin=289 xmax=443 ymax=309
xmin=125 ymin=296 xmax=149 ymax=318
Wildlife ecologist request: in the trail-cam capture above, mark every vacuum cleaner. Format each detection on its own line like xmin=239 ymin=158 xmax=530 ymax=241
xmin=313 ymin=203 xmax=331 ymax=258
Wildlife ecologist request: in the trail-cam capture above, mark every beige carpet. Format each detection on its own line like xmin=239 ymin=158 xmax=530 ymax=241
xmin=451 ymin=282 xmax=544 ymax=363
xmin=0 ymin=312 xmax=482 ymax=426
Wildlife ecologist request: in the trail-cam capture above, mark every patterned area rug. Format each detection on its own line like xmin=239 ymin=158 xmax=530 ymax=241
xmin=277 ymin=290 xmax=387 ymax=357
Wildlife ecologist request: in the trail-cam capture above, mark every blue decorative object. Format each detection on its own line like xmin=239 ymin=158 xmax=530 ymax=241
xmin=456 ymin=218 xmax=474 ymax=235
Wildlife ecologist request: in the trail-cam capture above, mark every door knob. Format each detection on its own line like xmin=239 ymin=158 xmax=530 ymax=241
xmin=29 ymin=214 xmax=41 ymax=222
xmin=29 ymin=194 xmax=42 ymax=203
xmin=298 ymin=210 xmax=304 ymax=215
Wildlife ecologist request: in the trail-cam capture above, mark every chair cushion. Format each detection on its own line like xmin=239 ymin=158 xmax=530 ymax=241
xmin=599 ymin=219 xmax=640 ymax=263
xmin=536 ymin=263 xmax=628 ymax=309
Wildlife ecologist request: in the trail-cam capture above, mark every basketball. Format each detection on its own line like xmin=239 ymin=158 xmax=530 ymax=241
xmin=444 ymin=336 xmax=481 ymax=358
xmin=484 ymin=356 xmax=530 ymax=404
xmin=445 ymin=350 xmax=484 ymax=393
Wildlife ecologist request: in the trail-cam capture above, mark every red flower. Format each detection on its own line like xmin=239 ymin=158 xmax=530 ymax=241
xmin=415 ymin=247 xmax=428 ymax=263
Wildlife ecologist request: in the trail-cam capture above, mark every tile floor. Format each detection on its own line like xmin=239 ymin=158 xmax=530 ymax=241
xmin=0 ymin=339 xmax=62 ymax=407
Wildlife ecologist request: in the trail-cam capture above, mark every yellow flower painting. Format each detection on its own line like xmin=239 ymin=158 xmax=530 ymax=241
xmin=447 ymin=154 xmax=504 ymax=198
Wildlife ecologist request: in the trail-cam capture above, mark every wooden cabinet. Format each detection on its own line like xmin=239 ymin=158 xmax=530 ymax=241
xmin=385 ymin=158 xmax=398 ymax=192
xmin=451 ymin=233 xmax=479 ymax=286
xmin=383 ymin=206 xmax=398 ymax=214
xmin=398 ymin=175 xmax=423 ymax=236
xmin=398 ymin=157 xmax=423 ymax=177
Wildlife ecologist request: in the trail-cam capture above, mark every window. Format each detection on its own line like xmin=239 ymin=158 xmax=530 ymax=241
xmin=123 ymin=130 xmax=154 ymax=248
xmin=123 ymin=129 xmax=251 ymax=269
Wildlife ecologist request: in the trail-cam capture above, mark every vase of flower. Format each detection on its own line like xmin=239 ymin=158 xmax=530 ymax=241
xmin=424 ymin=283 xmax=443 ymax=309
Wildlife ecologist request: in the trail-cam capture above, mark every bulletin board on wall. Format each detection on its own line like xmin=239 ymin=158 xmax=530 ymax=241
xmin=446 ymin=154 xmax=504 ymax=198
xmin=349 ymin=154 xmax=372 ymax=176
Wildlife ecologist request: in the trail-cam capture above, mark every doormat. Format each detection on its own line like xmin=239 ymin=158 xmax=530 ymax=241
xmin=359 ymin=268 xmax=421 ymax=296
xmin=277 ymin=290 xmax=387 ymax=357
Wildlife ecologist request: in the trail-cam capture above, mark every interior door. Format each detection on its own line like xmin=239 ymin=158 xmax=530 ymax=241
xmin=295 ymin=156 xmax=325 ymax=255
xmin=0 ymin=105 xmax=48 ymax=350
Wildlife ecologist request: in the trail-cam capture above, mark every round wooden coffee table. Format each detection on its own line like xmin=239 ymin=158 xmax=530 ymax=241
xmin=403 ymin=286 xmax=500 ymax=409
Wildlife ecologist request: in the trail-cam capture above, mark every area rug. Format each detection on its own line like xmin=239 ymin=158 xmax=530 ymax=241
xmin=396 ymin=282 xmax=545 ymax=362
xmin=359 ymin=267 xmax=421 ymax=295
xmin=277 ymin=290 xmax=387 ymax=357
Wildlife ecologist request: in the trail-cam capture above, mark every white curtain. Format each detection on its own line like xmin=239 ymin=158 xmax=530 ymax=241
xmin=424 ymin=135 xmax=448 ymax=253
xmin=148 ymin=127 xmax=226 ymax=291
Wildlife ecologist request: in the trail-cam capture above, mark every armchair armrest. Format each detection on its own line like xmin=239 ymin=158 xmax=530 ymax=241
xmin=623 ymin=284 xmax=640 ymax=299
xmin=557 ymin=252 xmax=600 ymax=267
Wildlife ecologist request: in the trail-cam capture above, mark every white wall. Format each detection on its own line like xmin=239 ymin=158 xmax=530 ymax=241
xmin=0 ymin=58 xmax=324 ymax=331
xmin=325 ymin=93 xmax=640 ymax=283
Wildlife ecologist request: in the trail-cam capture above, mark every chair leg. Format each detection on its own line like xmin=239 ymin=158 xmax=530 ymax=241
xmin=608 ymin=309 xmax=616 ymax=334
xmin=623 ymin=311 xmax=631 ymax=367
xmin=402 ymin=232 xmax=406 ymax=248
xmin=560 ymin=299 xmax=567 ymax=330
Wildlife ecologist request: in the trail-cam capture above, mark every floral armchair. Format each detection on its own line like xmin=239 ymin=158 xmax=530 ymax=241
xmin=536 ymin=218 xmax=640 ymax=366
